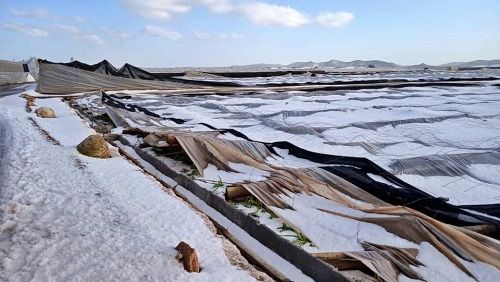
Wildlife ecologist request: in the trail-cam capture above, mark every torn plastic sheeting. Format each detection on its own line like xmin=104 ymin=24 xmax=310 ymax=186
xmin=141 ymin=130 xmax=499 ymax=280
xmin=318 ymin=206 xmax=500 ymax=279
xmin=102 ymin=93 xmax=187 ymax=125
xmin=111 ymin=120 xmax=500 ymax=280
xmin=101 ymin=94 xmax=500 ymax=226
xmin=36 ymin=63 xmax=192 ymax=94
xmin=320 ymin=165 xmax=492 ymax=226
xmin=39 ymin=59 xmax=242 ymax=87
xmin=120 ymin=122 xmax=498 ymax=228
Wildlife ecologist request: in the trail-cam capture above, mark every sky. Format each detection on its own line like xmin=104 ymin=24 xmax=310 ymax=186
xmin=0 ymin=0 xmax=499 ymax=67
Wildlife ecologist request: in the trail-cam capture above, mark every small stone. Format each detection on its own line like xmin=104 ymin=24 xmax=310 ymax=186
xmin=35 ymin=107 xmax=56 ymax=118
xmin=95 ymin=124 xmax=112 ymax=134
xmin=103 ymin=134 xmax=119 ymax=142
xmin=175 ymin=241 xmax=200 ymax=273
xmin=27 ymin=99 xmax=36 ymax=106
xmin=77 ymin=135 xmax=111 ymax=158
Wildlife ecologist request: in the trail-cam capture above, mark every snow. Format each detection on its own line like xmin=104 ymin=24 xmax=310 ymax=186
xmin=0 ymin=93 xmax=256 ymax=281
xmin=402 ymin=242 xmax=500 ymax=282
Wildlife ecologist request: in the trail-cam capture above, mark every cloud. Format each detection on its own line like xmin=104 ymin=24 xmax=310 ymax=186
xmin=239 ymin=2 xmax=309 ymax=27
xmin=52 ymin=24 xmax=106 ymax=46
xmin=144 ymin=25 xmax=182 ymax=39
xmin=193 ymin=30 xmax=242 ymax=40
xmin=122 ymin=0 xmax=191 ymax=20
xmin=316 ymin=12 xmax=354 ymax=28
xmin=9 ymin=8 xmax=55 ymax=20
xmin=197 ymin=0 xmax=234 ymax=13
xmin=121 ymin=0 xmax=354 ymax=28
xmin=101 ymin=27 xmax=131 ymax=40
xmin=80 ymin=34 xmax=106 ymax=46
xmin=53 ymin=24 xmax=80 ymax=34
xmin=73 ymin=16 xmax=87 ymax=23
xmin=122 ymin=0 xmax=235 ymax=19
xmin=1 ymin=22 xmax=48 ymax=37
xmin=10 ymin=7 xmax=87 ymax=24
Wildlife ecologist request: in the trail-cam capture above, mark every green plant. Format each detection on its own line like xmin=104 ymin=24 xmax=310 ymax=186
xmin=242 ymin=197 xmax=263 ymax=218
xmin=181 ymin=167 xmax=199 ymax=179
xmin=266 ymin=209 xmax=277 ymax=219
xmin=279 ymin=225 xmax=315 ymax=247
xmin=293 ymin=232 xmax=313 ymax=247
xmin=277 ymin=223 xmax=293 ymax=232
xmin=212 ymin=176 xmax=224 ymax=192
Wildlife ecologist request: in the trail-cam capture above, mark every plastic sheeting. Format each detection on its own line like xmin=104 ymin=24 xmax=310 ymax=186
xmin=0 ymin=59 xmax=26 ymax=72
xmin=0 ymin=59 xmax=36 ymax=85
xmin=36 ymin=61 xmax=199 ymax=94
xmin=36 ymin=60 xmax=242 ymax=94
xmin=100 ymin=85 xmax=500 ymax=207
xmin=101 ymin=93 xmax=499 ymax=226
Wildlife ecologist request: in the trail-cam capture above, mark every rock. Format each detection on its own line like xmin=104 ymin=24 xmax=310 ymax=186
xmin=103 ymin=134 xmax=120 ymax=142
xmin=77 ymin=135 xmax=111 ymax=158
xmin=175 ymin=241 xmax=200 ymax=273
xmin=95 ymin=124 xmax=112 ymax=134
xmin=35 ymin=107 xmax=56 ymax=118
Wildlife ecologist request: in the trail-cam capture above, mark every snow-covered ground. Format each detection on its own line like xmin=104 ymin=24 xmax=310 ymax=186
xmin=0 ymin=88 xmax=262 ymax=281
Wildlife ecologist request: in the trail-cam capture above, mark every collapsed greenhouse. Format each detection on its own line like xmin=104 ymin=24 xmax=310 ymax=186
xmin=31 ymin=59 xmax=500 ymax=281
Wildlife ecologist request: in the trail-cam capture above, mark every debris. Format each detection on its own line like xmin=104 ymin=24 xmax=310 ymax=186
xmin=175 ymin=241 xmax=200 ymax=273
xmin=225 ymin=186 xmax=250 ymax=201
xmin=35 ymin=107 xmax=56 ymax=118
xmin=77 ymin=135 xmax=111 ymax=158
xmin=21 ymin=94 xmax=36 ymax=112
xmin=143 ymin=133 xmax=166 ymax=147
xmin=122 ymin=127 xmax=149 ymax=137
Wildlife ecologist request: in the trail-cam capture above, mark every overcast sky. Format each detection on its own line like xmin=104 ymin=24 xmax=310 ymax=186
xmin=1 ymin=0 xmax=499 ymax=67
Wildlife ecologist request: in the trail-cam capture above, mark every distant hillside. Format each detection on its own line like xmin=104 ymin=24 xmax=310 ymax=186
xmin=145 ymin=59 xmax=500 ymax=73
xmin=287 ymin=61 xmax=317 ymax=68
xmin=440 ymin=60 xmax=500 ymax=68
xmin=287 ymin=59 xmax=399 ymax=69
xmin=228 ymin=63 xmax=282 ymax=69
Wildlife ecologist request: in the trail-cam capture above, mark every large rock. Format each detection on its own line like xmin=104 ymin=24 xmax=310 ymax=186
xmin=175 ymin=241 xmax=200 ymax=273
xmin=35 ymin=107 xmax=56 ymax=118
xmin=77 ymin=135 xmax=111 ymax=158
